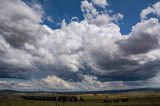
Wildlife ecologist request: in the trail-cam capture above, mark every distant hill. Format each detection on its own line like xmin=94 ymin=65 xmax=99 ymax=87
xmin=0 ymin=88 xmax=160 ymax=95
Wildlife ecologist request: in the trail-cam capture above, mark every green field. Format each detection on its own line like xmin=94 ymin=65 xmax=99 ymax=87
xmin=0 ymin=91 xmax=160 ymax=106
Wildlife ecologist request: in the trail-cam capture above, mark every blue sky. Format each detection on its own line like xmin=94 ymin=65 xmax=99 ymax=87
xmin=38 ymin=0 xmax=159 ymax=34
xmin=0 ymin=0 xmax=160 ymax=91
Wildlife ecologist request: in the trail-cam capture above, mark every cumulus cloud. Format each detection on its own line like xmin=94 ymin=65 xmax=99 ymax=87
xmin=140 ymin=2 xmax=160 ymax=20
xmin=0 ymin=75 xmax=127 ymax=91
xmin=1 ymin=74 xmax=158 ymax=91
xmin=73 ymin=75 xmax=127 ymax=90
xmin=92 ymin=0 xmax=108 ymax=8
xmin=118 ymin=18 xmax=160 ymax=55
xmin=81 ymin=0 xmax=123 ymax=26
xmin=0 ymin=0 xmax=44 ymax=48
xmin=41 ymin=75 xmax=74 ymax=90
xmin=0 ymin=0 xmax=160 ymax=91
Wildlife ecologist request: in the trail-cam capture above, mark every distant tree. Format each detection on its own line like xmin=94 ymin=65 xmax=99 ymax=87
xmin=79 ymin=96 xmax=84 ymax=102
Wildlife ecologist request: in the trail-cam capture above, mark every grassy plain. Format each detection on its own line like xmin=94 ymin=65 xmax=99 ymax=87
xmin=0 ymin=91 xmax=160 ymax=106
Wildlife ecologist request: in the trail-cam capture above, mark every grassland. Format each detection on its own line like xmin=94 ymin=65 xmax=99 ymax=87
xmin=0 ymin=91 xmax=160 ymax=106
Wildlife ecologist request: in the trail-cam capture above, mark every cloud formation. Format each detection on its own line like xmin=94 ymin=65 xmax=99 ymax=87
xmin=0 ymin=0 xmax=160 ymax=91
xmin=92 ymin=0 xmax=108 ymax=8
xmin=140 ymin=2 xmax=160 ymax=20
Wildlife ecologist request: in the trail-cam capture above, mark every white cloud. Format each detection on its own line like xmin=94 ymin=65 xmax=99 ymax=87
xmin=140 ymin=2 xmax=160 ymax=20
xmin=45 ymin=16 xmax=54 ymax=23
xmin=0 ymin=76 xmax=127 ymax=91
xmin=73 ymin=75 xmax=127 ymax=90
xmin=119 ymin=18 xmax=160 ymax=55
xmin=0 ymin=0 xmax=43 ymax=24
xmin=113 ymin=13 xmax=124 ymax=22
xmin=81 ymin=0 xmax=123 ymax=26
xmin=81 ymin=0 xmax=98 ymax=22
xmin=41 ymin=75 xmax=74 ymax=90
xmin=92 ymin=0 xmax=108 ymax=8
xmin=0 ymin=0 xmax=160 ymax=91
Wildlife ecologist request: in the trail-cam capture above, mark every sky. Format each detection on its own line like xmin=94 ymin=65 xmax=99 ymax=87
xmin=0 ymin=0 xmax=160 ymax=91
